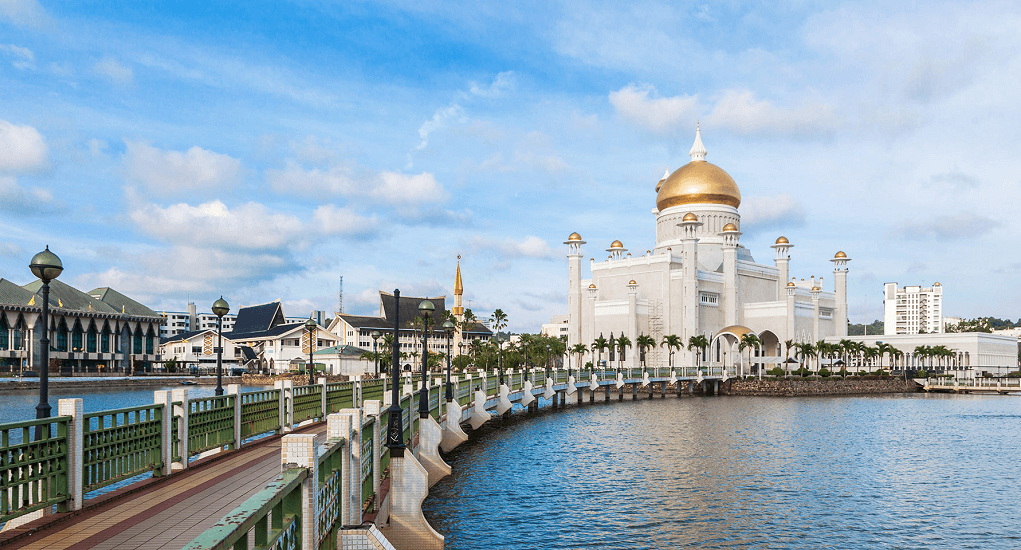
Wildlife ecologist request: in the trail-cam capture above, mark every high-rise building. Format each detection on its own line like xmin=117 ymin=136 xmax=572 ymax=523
xmin=883 ymin=282 xmax=943 ymax=335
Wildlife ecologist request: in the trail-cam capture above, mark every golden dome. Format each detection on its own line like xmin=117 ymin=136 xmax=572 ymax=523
xmin=722 ymin=222 xmax=738 ymax=232
xmin=682 ymin=212 xmax=698 ymax=222
xmin=656 ymin=161 xmax=741 ymax=211
xmin=610 ymin=240 xmax=623 ymax=248
xmin=568 ymin=232 xmax=582 ymax=241
xmin=834 ymin=251 xmax=847 ymax=258
xmin=934 ymin=282 xmax=941 ymax=286
xmin=628 ymin=279 xmax=637 ymax=285
xmin=588 ymin=283 xmax=596 ymax=289
xmin=787 ymin=281 xmax=796 ymax=287
xmin=812 ymin=286 xmax=820 ymax=291
xmin=775 ymin=236 xmax=789 ymax=244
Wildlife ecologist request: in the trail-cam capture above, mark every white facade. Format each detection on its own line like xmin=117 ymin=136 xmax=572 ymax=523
xmin=560 ymin=127 xmax=850 ymax=373
xmin=158 ymin=302 xmax=236 ymax=339
xmin=541 ymin=315 xmax=569 ymax=339
xmin=828 ymin=333 xmax=1018 ymax=377
xmin=159 ymin=329 xmax=245 ymax=370
xmin=883 ymin=282 xmax=943 ymax=335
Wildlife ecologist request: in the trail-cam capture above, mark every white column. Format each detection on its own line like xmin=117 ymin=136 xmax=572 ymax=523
xmin=280 ymin=433 xmax=318 ymax=549
xmin=318 ymin=376 xmax=328 ymax=415
xmin=227 ymin=384 xmax=242 ymax=449
xmin=57 ymin=398 xmax=83 ymax=511
xmin=171 ymin=388 xmax=189 ymax=470
xmin=275 ymin=379 xmax=293 ymax=432
xmin=153 ymin=391 xmax=173 ymax=476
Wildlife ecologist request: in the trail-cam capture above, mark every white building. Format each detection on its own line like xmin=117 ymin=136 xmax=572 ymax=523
xmin=541 ymin=315 xmax=569 ymax=339
xmin=829 ymin=333 xmax=1017 ymax=377
xmin=158 ymin=302 xmax=237 ymax=339
xmin=883 ymin=282 xmax=943 ymax=335
xmin=159 ymin=328 xmax=254 ymax=372
xmin=224 ymin=301 xmax=339 ymax=374
xmin=559 ymin=126 xmax=850 ymax=373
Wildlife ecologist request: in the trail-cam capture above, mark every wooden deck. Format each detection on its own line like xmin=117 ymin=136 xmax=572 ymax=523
xmin=3 ymin=423 xmax=326 ymax=550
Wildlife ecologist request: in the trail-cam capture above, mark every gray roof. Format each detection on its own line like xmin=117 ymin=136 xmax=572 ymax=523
xmin=232 ymin=301 xmax=285 ymax=334
xmin=23 ymin=279 xmax=119 ymax=314
xmin=380 ymin=292 xmax=445 ymax=326
xmin=88 ymin=287 xmax=159 ymax=317
xmin=0 ymin=278 xmax=37 ymax=306
xmin=314 ymin=344 xmax=368 ymax=357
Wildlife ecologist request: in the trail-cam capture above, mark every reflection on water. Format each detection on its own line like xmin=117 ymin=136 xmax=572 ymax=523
xmin=423 ymin=394 xmax=1021 ymax=549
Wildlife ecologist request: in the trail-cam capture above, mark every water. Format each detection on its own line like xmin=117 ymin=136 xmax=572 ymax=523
xmin=423 ymin=394 xmax=1021 ymax=549
xmin=0 ymin=380 xmax=271 ymax=426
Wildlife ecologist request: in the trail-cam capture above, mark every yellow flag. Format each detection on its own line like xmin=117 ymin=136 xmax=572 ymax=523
xmin=57 ymin=298 xmax=63 ymax=307
xmin=28 ymin=296 xmax=35 ymax=306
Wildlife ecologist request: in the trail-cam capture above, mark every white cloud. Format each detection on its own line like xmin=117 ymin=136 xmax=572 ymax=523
xmin=414 ymin=104 xmax=466 ymax=153
xmin=470 ymin=235 xmax=557 ymax=260
xmin=513 ymin=131 xmax=570 ymax=174
xmin=93 ymin=57 xmax=134 ymax=85
xmin=708 ymin=90 xmax=841 ymax=138
xmin=739 ymin=194 xmax=806 ymax=232
xmin=468 ymin=71 xmax=515 ymax=98
xmin=0 ymin=176 xmax=65 ymax=216
xmin=123 ymin=140 xmax=243 ymax=194
xmin=266 ymin=162 xmax=448 ymax=205
xmin=0 ymin=44 xmax=34 ymax=69
xmin=609 ymin=84 xmax=699 ymax=135
xmin=311 ymin=204 xmax=380 ymax=237
xmin=128 ymin=198 xmax=305 ymax=250
xmin=898 ymin=212 xmax=1001 ymax=241
xmin=0 ymin=120 xmax=48 ymax=174
xmin=0 ymin=0 xmax=51 ymax=28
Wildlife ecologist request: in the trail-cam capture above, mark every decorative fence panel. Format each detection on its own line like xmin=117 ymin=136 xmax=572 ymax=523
xmin=378 ymin=409 xmax=390 ymax=480
xmin=240 ymin=390 xmax=281 ymax=439
xmin=188 ymin=396 xmax=236 ymax=456
xmin=0 ymin=417 xmax=70 ymax=521
xmin=361 ymin=418 xmax=374 ymax=513
xmin=292 ymin=385 xmax=323 ymax=423
xmin=170 ymin=401 xmax=182 ymax=463
xmin=325 ymin=382 xmax=353 ymax=414
xmin=317 ymin=437 xmax=345 ymax=547
xmin=82 ymin=404 xmax=164 ymax=492
xmin=361 ymin=379 xmax=386 ymax=403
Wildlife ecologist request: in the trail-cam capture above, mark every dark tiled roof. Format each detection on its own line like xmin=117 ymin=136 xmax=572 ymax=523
xmin=0 ymin=279 xmax=37 ymax=306
xmin=231 ymin=301 xmax=285 ymax=334
xmin=239 ymin=346 xmax=257 ymax=361
xmin=337 ymin=314 xmax=392 ymax=330
xmin=88 ymin=287 xmax=159 ymax=318
xmin=464 ymin=322 xmax=493 ymax=335
xmin=160 ymin=328 xmax=213 ymax=345
xmin=226 ymin=322 xmax=304 ymax=341
xmin=380 ymin=292 xmax=446 ymax=327
xmin=23 ymin=279 xmax=119 ymax=314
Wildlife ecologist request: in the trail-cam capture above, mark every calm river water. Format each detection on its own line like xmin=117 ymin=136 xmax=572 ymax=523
xmin=423 ymin=393 xmax=1021 ymax=549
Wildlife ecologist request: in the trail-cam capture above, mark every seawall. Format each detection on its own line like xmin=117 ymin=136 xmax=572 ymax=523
xmin=721 ymin=377 xmax=920 ymax=397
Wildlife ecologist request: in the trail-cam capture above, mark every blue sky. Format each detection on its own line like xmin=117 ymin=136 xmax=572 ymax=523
xmin=2 ymin=0 xmax=1019 ymax=331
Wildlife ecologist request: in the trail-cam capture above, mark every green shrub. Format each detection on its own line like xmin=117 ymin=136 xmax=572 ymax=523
xmin=835 ymin=368 xmax=848 ymax=377
xmin=767 ymin=366 xmax=785 ymax=376
xmin=916 ymin=369 xmax=928 ymax=378
xmin=818 ymin=368 xmax=831 ymax=377
xmin=873 ymin=369 xmax=888 ymax=376
xmin=855 ymin=370 xmax=866 ymax=376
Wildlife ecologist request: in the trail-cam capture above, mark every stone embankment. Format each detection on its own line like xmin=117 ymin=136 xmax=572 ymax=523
xmin=722 ymin=376 xmax=920 ymax=397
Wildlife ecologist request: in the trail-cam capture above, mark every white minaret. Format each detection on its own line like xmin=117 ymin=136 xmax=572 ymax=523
xmin=721 ymin=222 xmax=741 ymax=327
xmin=679 ymin=212 xmax=701 ymax=364
xmin=626 ymin=279 xmax=639 ymax=369
xmin=831 ymin=251 xmax=850 ymax=337
xmin=565 ymin=233 xmax=586 ymax=349
xmin=786 ymin=280 xmax=797 ymax=342
xmin=771 ymin=236 xmax=793 ymax=301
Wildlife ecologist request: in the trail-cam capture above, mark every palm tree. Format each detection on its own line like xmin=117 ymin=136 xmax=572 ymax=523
xmin=490 ymin=309 xmax=508 ymax=384
xmin=739 ymin=333 xmax=762 ymax=377
xmin=688 ymin=334 xmax=709 ymax=373
xmin=636 ymin=334 xmax=657 ymax=372
xmin=570 ymin=343 xmax=587 ymax=375
xmin=662 ymin=334 xmax=682 ymax=369
xmin=794 ymin=342 xmax=815 ymax=376
xmin=783 ymin=339 xmax=795 ymax=377
xmin=616 ymin=335 xmax=632 ymax=371
xmin=591 ymin=335 xmax=609 ymax=371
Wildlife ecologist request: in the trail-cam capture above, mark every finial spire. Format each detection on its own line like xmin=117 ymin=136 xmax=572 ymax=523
xmin=454 ymin=257 xmax=463 ymax=296
xmin=689 ymin=123 xmax=707 ymax=161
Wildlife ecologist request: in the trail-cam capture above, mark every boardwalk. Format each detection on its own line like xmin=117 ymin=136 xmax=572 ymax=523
xmin=4 ymin=423 xmax=325 ymax=550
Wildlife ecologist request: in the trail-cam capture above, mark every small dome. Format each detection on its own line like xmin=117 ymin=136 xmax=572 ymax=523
xmin=787 ymin=281 xmax=796 ymax=287
xmin=722 ymin=223 xmax=738 ymax=232
xmin=568 ymin=232 xmax=582 ymax=241
xmin=610 ymin=240 xmax=624 ymax=248
xmin=934 ymin=282 xmax=941 ymax=286
xmin=682 ymin=212 xmax=698 ymax=222
xmin=775 ymin=236 xmax=789 ymax=244
xmin=812 ymin=286 xmax=820 ymax=291
xmin=628 ymin=279 xmax=637 ymax=285
xmin=588 ymin=283 xmax=597 ymax=289
xmin=834 ymin=251 xmax=847 ymax=259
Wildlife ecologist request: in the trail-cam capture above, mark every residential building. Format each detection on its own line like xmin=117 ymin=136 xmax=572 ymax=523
xmin=541 ymin=315 xmax=570 ymax=339
xmin=158 ymin=302 xmax=237 ymax=339
xmin=159 ymin=329 xmax=256 ymax=372
xmin=224 ymin=300 xmax=339 ymax=374
xmin=884 ymin=282 xmax=944 ymax=335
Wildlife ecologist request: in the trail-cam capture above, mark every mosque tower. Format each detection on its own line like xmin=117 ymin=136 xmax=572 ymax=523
xmin=453 ymin=256 xmax=464 ymax=353
xmin=564 ymin=232 xmax=586 ymax=349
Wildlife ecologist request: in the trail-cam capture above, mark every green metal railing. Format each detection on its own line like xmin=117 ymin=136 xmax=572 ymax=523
xmin=0 ymin=417 xmax=70 ymax=521
xmin=316 ymin=436 xmax=344 ymax=548
xmin=189 ymin=396 xmax=236 ymax=456
xmin=82 ymin=404 xmax=164 ymax=492
xmin=240 ymin=390 xmax=281 ymax=439
xmin=325 ymin=382 xmax=353 ymax=414
xmin=361 ymin=417 xmax=374 ymax=513
xmin=361 ymin=378 xmax=386 ymax=403
xmin=171 ymin=401 xmax=182 ymax=463
xmin=292 ymin=385 xmax=323 ymax=423
xmin=182 ymin=468 xmax=305 ymax=550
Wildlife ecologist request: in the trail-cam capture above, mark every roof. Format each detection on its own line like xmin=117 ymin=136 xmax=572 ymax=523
xmin=160 ymin=328 xmax=215 ymax=345
xmin=231 ymin=301 xmax=285 ymax=334
xmin=314 ymin=344 xmax=367 ymax=357
xmin=88 ymin=287 xmax=159 ymax=317
xmin=0 ymin=278 xmax=37 ymax=306
xmin=23 ymin=279 xmax=119 ymax=314
xmin=226 ymin=321 xmax=305 ymax=341
xmin=239 ymin=346 xmax=257 ymax=361
xmin=337 ymin=314 xmax=392 ymax=330
xmin=379 ymin=292 xmax=445 ymax=326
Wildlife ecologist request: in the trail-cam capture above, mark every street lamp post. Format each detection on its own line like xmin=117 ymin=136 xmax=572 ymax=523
xmin=305 ymin=318 xmax=317 ymax=386
xmin=211 ymin=297 xmax=230 ymax=396
xmin=546 ymin=344 xmax=551 ymax=381
xmin=385 ymin=290 xmax=405 ymax=457
xmin=443 ymin=320 xmax=454 ymax=402
xmin=30 ymin=246 xmax=62 ymax=432
xmin=417 ymin=300 xmax=434 ymax=418
xmin=371 ymin=330 xmax=381 ymax=376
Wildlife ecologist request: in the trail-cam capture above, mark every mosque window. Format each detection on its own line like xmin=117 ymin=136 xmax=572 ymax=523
xmin=700 ymin=292 xmax=719 ymax=306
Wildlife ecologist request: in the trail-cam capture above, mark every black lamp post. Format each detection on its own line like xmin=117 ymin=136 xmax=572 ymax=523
xmin=386 ymin=290 xmax=405 ymax=457
xmin=546 ymin=344 xmax=551 ymax=381
xmin=305 ymin=318 xmax=317 ymax=386
xmin=211 ymin=297 xmax=230 ymax=396
xmin=417 ymin=300 xmax=434 ymax=418
xmin=443 ymin=320 xmax=454 ymax=402
xmin=371 ymin=330 xmax=381 ymax=376
xmin=29 ymin=246 xmax=62 ymax=431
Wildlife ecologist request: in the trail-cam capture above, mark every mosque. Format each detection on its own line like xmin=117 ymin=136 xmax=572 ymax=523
xmin=561 ymin=126 xmax=850 ymax=371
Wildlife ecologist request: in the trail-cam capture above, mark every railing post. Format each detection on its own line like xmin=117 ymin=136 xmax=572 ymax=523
xmin=280 ymin=433 xmax=318 ymax=549
xmin=57 ymin=398 xmax=83 ymax=511
xmin=364 ymin=399 xmax=382 ymax=512
xmin=226 ymin=384 xmax=242 ymax=449
xmin=319 ymin=377 xmax=328 ymax=416
xmin=153 ymin=391 xmax=172 ymax=477
xmin=354 ymin=375 xmax=363 ymax=407
xmin=172 ymin=388 xmax=189 ymax=470
xmin=275 ymin=379 xmax=293 ymax=432
xmin=339 ymin=408 xmax=362 ymax=526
